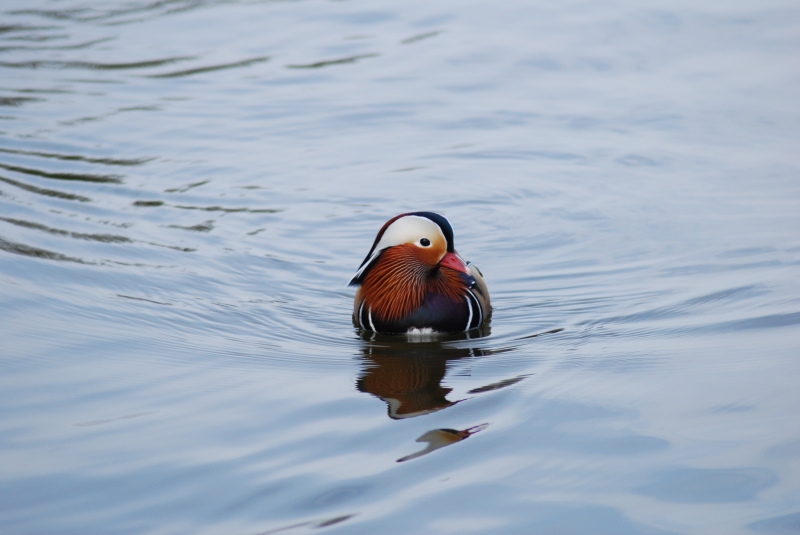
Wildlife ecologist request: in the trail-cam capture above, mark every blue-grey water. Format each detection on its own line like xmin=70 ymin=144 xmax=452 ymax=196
xmin=1 ymin=1 xmax=799 ymax=534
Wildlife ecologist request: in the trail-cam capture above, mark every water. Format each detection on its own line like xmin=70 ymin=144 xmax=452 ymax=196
xmin=1 ymin=0 xmax=799 ymax=533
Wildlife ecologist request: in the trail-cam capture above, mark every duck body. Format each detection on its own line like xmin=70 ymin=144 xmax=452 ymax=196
xmin=349 ymin=212 xmax=490 ymax=334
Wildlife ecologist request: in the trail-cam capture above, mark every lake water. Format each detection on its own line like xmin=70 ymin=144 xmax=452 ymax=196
xmin=1 ymin=1 xmax=799 ymax=534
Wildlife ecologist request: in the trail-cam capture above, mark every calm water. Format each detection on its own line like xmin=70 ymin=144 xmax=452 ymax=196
xmin=1 ymin=1 xmax=800 ymax=534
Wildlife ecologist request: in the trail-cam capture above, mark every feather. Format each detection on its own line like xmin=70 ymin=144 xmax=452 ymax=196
xmin=361 ymin=244 xmax=468 ymax=323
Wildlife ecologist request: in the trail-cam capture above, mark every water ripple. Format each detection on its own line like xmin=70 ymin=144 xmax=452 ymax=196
xmin=0 ymin=161 xmax=122 ymax=183
xmin=287 ymin=54 xmax=379 ymax=69
xmin=148 ymin=56 xmax=270 ymax=78
xmin=0 ymin=56 xmax=194 ymax=70
xmin=0 ymin=175 xmax=91 ymax=201
xmin=0 ymin=147 xmax=148 ymax=167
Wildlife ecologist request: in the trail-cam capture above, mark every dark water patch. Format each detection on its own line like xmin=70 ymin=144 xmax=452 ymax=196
xmin=148 ymin=242 xmax=195 ymax=252
xmin=164 ymin=180 xmax=207 ymax=193
xmin=0 ymin=146 xmax=151 ymax=166
xmin=6 ymin=7 xmax=90 ymax=21
xmin=133 ymin=200 xmax=163 ymax=207
xmin=117 ymin=105 xmax=161 ymax=112
xmin=316 ymin=514 xmax=355 ymax=528
xmin=10 ymin=1 xmax=210 ymax=25
xmin=750 ymin=511 xmax=800 ymax=534
xmin=0 ymin=235 xmax=90 ymax=263
xmin=0 ymin=218 xmax=131 ymax=243
xmin=0 ymin=25 xmax=59 ymax=34
xmin=0 ymin=162 xmax=122 ymax=183
xmin=515 ymin=327 xmax=565 ymax=340
xmin=59 ymin=115 xmax=100 ymax=126
xmin=635 ymin=467 xmax=777 ymax=503
xmin=257 ymin=514 xmax=356 ymax=534
xmin=400 ymin=30 xmax=443 ymax=44
xmin=10 ymin=0 xmax=212 ymax=26
xmin=287 ymin=54 xmax=379 ymax=69
xmin=147 ymin=56 xmax=270 ymax=78
xmin=0 ymin=56 xmax=194 ymax=70
xmin=117 ymin=295 xmax=172 ymax=306
xmin=0 ymin=37 xmax=114 ymax=52
xmin=12 ymin=88 xmax=72 ymax=94
xmin=0 ymin=96 xmax=42 ymax=106
xmin=168 ymin=221 xmax=214 ymax=232
xmin=468 ymin=375 xmax=529 ymax=394
xmin=3 ymin=34 xmax=69 ymax=43
xmin=0 ymin=175 xmax=91 ymax=201
xmin=174 ymin=205 xmax=282 ymax=213
xmin=390 ymin=166 xmax=424 ymax=172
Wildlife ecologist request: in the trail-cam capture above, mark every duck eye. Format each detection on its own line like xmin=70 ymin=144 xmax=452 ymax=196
xmin=420 ymin=238 xmax=431 ymax=247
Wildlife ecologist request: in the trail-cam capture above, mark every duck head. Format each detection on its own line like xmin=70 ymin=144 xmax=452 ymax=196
xmin=349 ymin=211 xmax=469 ymax=284
xmin=349 ymin=212 xmax=489 ymax=334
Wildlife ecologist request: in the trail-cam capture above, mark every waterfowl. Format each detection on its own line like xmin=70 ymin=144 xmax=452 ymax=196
xmin=349 ymin=212 xmax=490 ymax=334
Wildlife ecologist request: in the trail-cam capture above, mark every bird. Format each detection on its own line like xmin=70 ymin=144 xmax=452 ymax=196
xmin=349 ymin=212 xmax=490 ymax=334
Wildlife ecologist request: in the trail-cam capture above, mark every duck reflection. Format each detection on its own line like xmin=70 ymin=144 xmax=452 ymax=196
xmin=356 ymin=328 xmax=558 ymax=462
xmin=356 ymin=329 xmax=491 ymax=419
xmin=397 ymin=424 xmax=488 ymax=462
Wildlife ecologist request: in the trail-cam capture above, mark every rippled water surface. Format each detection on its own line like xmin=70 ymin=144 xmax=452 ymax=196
xmin=2 ymin=1 xmax=800 ymax=534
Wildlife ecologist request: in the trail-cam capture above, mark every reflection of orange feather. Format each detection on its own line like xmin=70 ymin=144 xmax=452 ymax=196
xmin=361 ymin=244 xmax=467 ymax=322
xmin=357 ymin=356 xmax=453 ymax=416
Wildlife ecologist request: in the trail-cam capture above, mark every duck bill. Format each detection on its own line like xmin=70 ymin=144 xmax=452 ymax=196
xmin=439 ymin=251 xmax=469 ymax=274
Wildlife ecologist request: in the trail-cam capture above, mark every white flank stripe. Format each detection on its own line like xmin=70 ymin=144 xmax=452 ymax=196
xmin=469 ymin=289 xmax=483 ymax=327
xmin=368 ymin=308 xmax=377 ymax=333
xmin=465 ymin=295 xmax=473 ymax=332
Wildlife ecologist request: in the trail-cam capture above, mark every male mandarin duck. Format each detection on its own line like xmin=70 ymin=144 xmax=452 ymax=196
xmin=349 ymin=212 xmax=490 ymax=334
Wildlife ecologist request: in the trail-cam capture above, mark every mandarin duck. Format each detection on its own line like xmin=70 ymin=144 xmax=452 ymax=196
xmin=349 ymin=212 xmax=490 ymax=334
